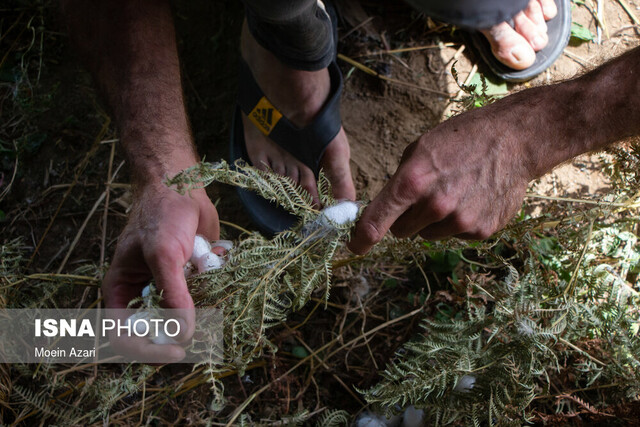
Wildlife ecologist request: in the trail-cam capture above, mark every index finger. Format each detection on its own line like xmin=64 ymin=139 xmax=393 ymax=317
xmin=347 ymin=169 xmax=421 ymax=254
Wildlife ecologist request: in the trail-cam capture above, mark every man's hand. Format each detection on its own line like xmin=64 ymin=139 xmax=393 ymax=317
xmin=349 ymin=45 xmax=640 ymax=254
xmin=348 ymin=107 xmax=531 ymax=254
xmin=60 ymin=0 xmax=226 ymax=361
xmin=102 ymin=184 xmax=218 ymax=360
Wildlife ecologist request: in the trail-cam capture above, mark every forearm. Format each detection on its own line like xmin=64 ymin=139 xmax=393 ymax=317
xmin=61 ymin=0 xmax=197 ymax=188
xmin=505 ymin=46 xmax=640 ymax=178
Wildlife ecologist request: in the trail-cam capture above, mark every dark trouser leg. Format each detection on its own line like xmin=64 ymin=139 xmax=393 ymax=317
xmin=404 ymin=0 xmax=529 ymax=29
xmin=243 ymin=0 xmax=335 ymax=71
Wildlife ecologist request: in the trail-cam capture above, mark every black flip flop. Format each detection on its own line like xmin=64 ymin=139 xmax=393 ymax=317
xmin=465 ymin=0 xmax=571 ymax=82
xmin=230 ymin=0 xmax=343 ymax=235
xmin=229 ymin=60 xmax=343 ymax=234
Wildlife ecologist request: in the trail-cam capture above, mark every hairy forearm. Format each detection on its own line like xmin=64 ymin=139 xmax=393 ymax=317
xmin=470 ymin=49 xmax=640 ymax=179
xmin=531 ymin=49 xmax=640 ymax=176
xmin=61 ymin=0 xmax=197 ymax=188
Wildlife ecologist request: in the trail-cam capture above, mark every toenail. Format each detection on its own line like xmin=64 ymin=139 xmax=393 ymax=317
xmin=532 ymin=35 xmax=546 ymax=50
xmin=510 ymin=45 xmax=528 ymax=63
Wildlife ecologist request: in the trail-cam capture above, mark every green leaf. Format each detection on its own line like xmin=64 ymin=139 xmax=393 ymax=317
xmin=468 ymin=72 xmax=508 ymax=97
xmin=407 ymin=292 xmax=416 ymax=303
xmin=291 ymin=346 xmax=309 ymax=359
xmin=434 ymin=302 xmax=454 ymax=321
xmin=383 ymin=278 xmax=398 ymax=289
xmin=571 ymin=22 xmax=594 ymax=42
xmin=428 ymin=250 xmax=461 ymax=273
xmin=0 ymin=210 xmax=5 ymax=221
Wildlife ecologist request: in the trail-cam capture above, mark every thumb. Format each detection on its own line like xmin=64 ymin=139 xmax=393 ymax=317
xmin=145 ymin=241 xmax=196 ymax=342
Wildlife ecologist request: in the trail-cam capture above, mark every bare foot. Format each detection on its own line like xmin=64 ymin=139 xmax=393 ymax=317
xmin=481 ymin=0 xmax=558 ymax=70
xmin=240 ymin=22 xmax=355 ymax=206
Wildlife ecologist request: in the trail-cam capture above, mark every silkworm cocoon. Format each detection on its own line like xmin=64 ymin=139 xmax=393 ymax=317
xmin=197 ymin=252 xmax=223 ymax=273
xmin=141 ymin=284 xmax=153 ymax=305
xmin=351 ymin=276 xmax=371 ymax=302
xmin=211 ymin=240 xmax=233 ymax=251
xmin=355 ymin=411 xmax=400 ymax=427
xmin=321 ymin=201 xmax=359 ymax=226
xmin=401 ymin=406 xmax=424 ymax=427
xmin=453 ymin=375 xmax=476 ymax=393
xmin=151 ymin=332 xmax=178 ymax=345
xmin=126 ymin=312 xmax=179 ymax=345
xmin=141 ymin=285 xmax=151 ymax=299
xmin=183 ymin=261 xmax=196 ymax=278
xmin=191 ymin=234 xmax=211 ymax=263
xmin=126 ymin=312 xmax=151 ymax=336
xmin=355 ymin=413 xmax=388 ymax=427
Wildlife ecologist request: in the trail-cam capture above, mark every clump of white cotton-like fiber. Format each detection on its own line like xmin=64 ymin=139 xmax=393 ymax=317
xmin=125 ymin=310 xmax=179 ymax=345
xmin=188 ymin=234 xmax=227 ymax=274
xmin=401 ymin=406 xmax=424 ymax=427
xmin=355 ymin=411 xmax=401 ymax=427
xmin=301 ymin=200 xmax=361 ymax=239
xmin=141 ymin=284 xmax=151 ymax=303
xmin=351 ymin=276 xmax=371 ymax=302
xmin=211 ymin=240 xmax=233 ymax=251
xmin=320 ymin=200 xmax=359 ymax=226
xmin=151 ymin=331 xmax=178 ymax=345
xmin=191 ymin=235 xmax=211 ymax=263
xmin=355 ymin=414 xmax=387 ymax=427
xmin=453 ymin=375 xmax=476 ymax=393
xmin=197 ymin=252 xmax=223 ymax=273
xmin=141 ymin=285 xmax=152 ymax=299
xmin=126 ymin=311 xmax=151 ymax=336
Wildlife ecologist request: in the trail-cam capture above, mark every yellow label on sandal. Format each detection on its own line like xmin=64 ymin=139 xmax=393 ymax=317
xmin=248 ymin=97 xmax=283 ymax=136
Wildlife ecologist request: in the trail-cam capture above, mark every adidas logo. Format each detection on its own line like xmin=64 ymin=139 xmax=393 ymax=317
xmin=248 ymin=97 xmax=282 ymax=135
xmin=251 ymin=107 xmax=275 ymax=133
xmin=254 ymin=108 xmax=273 ymax=126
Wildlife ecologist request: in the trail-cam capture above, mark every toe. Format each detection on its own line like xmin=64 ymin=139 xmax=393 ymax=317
xmin=524 ymin=0 xmax=547 ymax=32
xmin=481 ymin=22 xmax=536 ymax=70
xmin=252 ymin=155 xmax=270 ymax=171
xmin=285 ymin=164 xmax=300 ymax=184
xmin=270 ymin=159 xmax=286 ymax=176
xmin=538 ymin=0 xmax=558 ymax=20
xmin=514 ymin=10 xmax=548 ymax=51
xmin=299 ymin=166 xmax=320 ymax=206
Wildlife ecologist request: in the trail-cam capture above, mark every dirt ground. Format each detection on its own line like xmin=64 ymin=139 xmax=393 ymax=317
xmin=2 ymin=0 xmax=640 ymax=424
